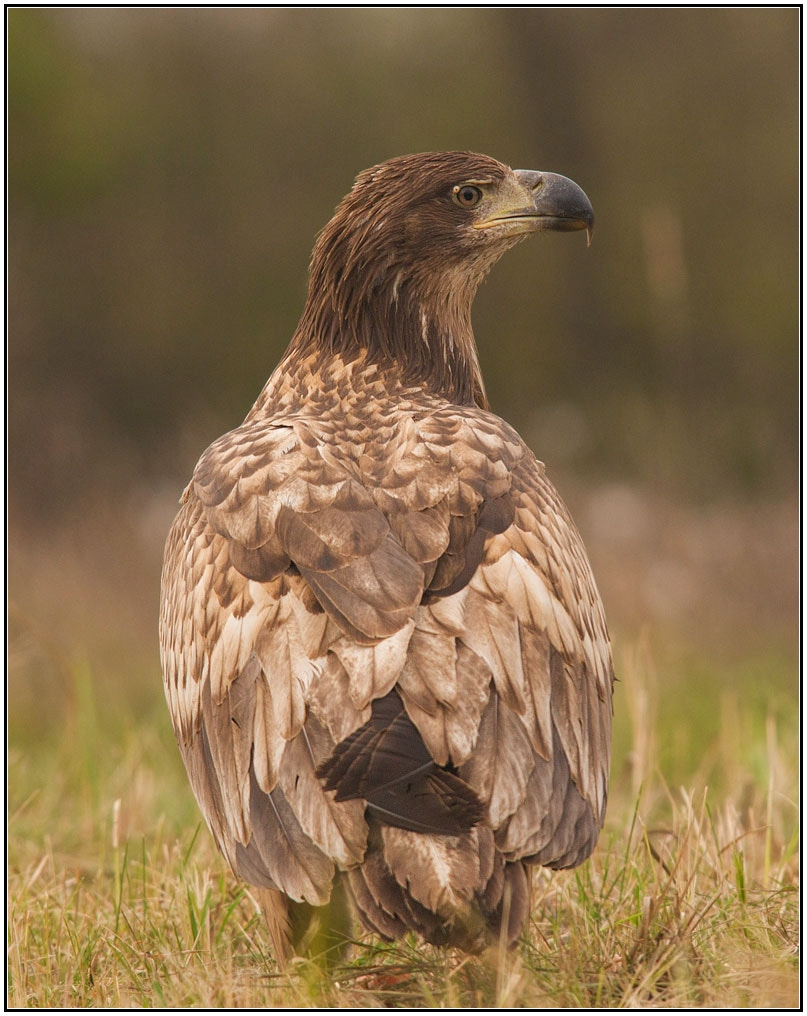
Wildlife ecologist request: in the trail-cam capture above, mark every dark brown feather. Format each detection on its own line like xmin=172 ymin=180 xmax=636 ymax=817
xmin=317 ymin=692 xmax=485 ymax=835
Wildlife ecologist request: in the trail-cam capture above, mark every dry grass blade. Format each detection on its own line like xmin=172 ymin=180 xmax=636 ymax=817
xmin=7 ymin=638 xmax=799 ymax=1008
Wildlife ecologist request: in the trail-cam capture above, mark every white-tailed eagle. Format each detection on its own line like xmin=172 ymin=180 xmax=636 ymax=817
xmin=159 ymin=152 xmax=613 ymax=958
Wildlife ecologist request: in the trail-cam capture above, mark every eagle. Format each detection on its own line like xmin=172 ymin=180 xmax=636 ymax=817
xmin=159 ymin=151 xmax=613 ymax=960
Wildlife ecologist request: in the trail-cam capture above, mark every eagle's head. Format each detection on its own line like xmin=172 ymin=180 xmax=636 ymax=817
xmin=293 ymin=152 xmax=594 ymax=405
xmin=313 ymin=152 xmax=593 ymax=293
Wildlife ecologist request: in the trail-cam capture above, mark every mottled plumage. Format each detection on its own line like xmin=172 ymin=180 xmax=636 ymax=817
xmin=160 ymin=151 xmax=613 ymax=959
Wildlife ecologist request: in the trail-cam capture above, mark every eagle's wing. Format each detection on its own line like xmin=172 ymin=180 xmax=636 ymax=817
xmin=160 ymin=397 xmax=613 ymax=920
xmin=159 ymin=416 xmax=422 ymax=905
xmin=363 ymin=405 xmax=613 ymax=860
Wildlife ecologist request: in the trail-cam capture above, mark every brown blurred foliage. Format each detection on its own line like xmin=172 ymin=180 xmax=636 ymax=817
xmin=7 ymin=10 xmax=799 ymax=718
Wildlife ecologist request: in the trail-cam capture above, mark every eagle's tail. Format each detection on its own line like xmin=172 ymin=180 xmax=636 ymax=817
xmin=346 ymin=823 xmax=531 ymax=950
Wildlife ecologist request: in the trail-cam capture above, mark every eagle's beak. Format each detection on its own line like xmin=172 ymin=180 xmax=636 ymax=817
xmin=516 ymin=170 xmax=595 ymax=244
xmin=474 ymin=170 xmax=595 ymax=245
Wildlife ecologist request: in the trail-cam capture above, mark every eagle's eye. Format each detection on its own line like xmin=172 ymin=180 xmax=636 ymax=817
xmin=452 ymin=184 xmax=483 ymax=209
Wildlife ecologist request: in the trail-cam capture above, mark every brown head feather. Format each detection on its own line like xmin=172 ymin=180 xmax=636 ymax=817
xmin=286 ymin=152 xmax=530 ymax=408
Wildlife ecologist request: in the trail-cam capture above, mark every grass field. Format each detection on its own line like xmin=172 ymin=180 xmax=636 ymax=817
xmin=7 ymin=493 xmax=800 ymax=1009
xmin=8 ymin=628 xmax=799 ymax=1009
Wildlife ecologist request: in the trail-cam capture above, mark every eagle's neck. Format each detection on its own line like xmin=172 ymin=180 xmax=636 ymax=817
xmin=284 ymin=263 xmax=490 ymax=409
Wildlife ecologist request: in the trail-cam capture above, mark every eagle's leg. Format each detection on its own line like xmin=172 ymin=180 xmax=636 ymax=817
xmin=257 ymin=881 xmax=354 ymax=968
xmin=255 ymin=888 xmax=293 ymax=967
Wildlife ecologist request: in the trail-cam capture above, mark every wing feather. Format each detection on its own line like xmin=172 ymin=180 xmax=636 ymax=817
xmin=235 ymin=777 xmax=334 ymax=903
xmin=331 ymin=620 xmax=414 ymax=710
xmin=252 ymin=595 xmax=311 ymax=740
xmin=307 ymin=653 xmax=371 ymax=743
xmin=397 ymin=631 xmax=491 ymax=765
xmin=278 ymin=717 xmax=367 ymax=867
xmin=459 ymin=690 xmax=536 ymax=828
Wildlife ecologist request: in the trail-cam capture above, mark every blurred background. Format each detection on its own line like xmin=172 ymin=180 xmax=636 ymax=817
xmin=8 ymin=9 xmax=798 ymax=820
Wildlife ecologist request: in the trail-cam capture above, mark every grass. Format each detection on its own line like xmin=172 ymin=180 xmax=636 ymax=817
xmin=7 ymin=640 xmax=799 ymax=1008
